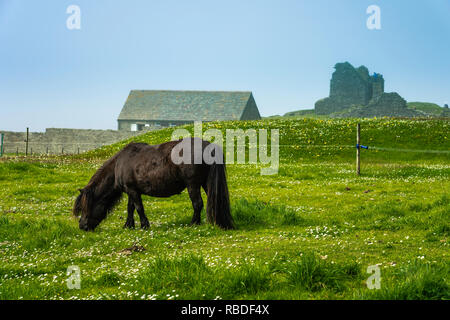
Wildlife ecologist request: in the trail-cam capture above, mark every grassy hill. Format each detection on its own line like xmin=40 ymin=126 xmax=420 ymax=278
xmin=83 ymin=118 xmax=450 ymax=163
xmin=283 ymin=109 xmax=315 ymax=117
xmin=275 ymin=102 xmax=446 ymax=119
xmin=407 ymin=102 xmax=444 ymax=116
xmin=264 ymin=109 xmax=324 ymax=119
xmin=0 ymin=118 xmax=448 ymax=300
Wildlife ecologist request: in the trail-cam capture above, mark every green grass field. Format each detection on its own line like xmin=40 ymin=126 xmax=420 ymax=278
xmin=0 ymin=118 xmax=449 ymax=300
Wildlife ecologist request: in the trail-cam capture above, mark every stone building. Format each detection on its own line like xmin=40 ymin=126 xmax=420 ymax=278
xmin=117 ymin=90 xmax=261 ymax=131
xmin=314 ymin=62 xmax=426 ymax=117
xmin=315 ymin=62 xmax=386 ymax=114
xmin=442 ymin=104 xmax=450 ymax=117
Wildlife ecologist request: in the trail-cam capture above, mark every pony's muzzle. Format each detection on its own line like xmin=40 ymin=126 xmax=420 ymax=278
xmin=79 ymin=220 xmax=90 ymax=231
xmin=79 ymin=217 xmax=96 ymax=231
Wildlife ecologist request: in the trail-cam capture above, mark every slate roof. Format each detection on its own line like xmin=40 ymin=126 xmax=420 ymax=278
xmin=118 ymin=90 xmax=255 ymax=121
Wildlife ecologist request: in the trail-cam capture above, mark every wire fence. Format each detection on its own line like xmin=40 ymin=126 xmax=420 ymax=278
xmin=0 ymin=142 xmax=110 ymax=155
xmin=1 ymin=142 xmax=450 ymax=156
xmin=1 ymin=137 xmax=449 ymax=156
xmin=231 ymin=143 xmax=450 ymax=154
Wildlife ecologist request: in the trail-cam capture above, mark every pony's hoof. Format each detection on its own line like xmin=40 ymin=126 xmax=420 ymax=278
xmin=123 ymin=221 xmax=135 ymax=229
xmin=141 ymin=221 xmax=150 ymax=229
xmin=190 ymin=221 xmax=201 ymax=226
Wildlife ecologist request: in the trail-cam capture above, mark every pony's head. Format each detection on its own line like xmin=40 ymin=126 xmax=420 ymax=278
xmin=73 ymin=187 xmax=109 ymax=231
xmin=73 ymin=154 xmax=123 ymax=231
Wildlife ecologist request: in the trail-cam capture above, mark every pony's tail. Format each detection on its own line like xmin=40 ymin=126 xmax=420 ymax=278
xmin=206 ymin=162 xmax=234 ymax=229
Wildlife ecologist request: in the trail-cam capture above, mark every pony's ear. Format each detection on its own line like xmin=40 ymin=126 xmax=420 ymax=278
xmin=78 ymin=188 xmax=83 ymax=193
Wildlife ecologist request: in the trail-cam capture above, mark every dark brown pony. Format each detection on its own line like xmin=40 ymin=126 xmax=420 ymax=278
xmin=73 ymin=138 xmax=233 ymax=231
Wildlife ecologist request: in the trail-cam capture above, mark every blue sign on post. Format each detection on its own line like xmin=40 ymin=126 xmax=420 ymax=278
xmin=356 ymin=144 xmax=369 ymax=150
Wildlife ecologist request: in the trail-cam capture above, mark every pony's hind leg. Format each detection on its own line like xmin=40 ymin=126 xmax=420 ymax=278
xmin=188 ymin=185 xmax=203 ymax=225
xmin=129 ymin=192 xmax=150 ymax=229
xmin=124 ymin=195 xmax=135 ymax=229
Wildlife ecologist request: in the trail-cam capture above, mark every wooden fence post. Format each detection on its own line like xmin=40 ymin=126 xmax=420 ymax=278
xmin=0 ymin=133 xmax=3 ymax=157
xmin=25 ymin=127 xmax=29 ymax=156
xmin=356 ymin=123 xmax=361 ymax=176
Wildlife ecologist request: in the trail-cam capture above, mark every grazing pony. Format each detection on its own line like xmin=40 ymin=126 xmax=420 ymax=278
xmin=73 ymin=138 xmax=233 ymax=231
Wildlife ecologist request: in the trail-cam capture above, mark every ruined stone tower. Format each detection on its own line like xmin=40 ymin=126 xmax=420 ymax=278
xmin=370 ymin=72 xmax=384 ymax=99
xmin=315 ymin=62 xmax=387 ymax=115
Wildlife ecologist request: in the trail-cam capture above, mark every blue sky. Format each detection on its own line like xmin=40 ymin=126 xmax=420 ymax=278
xmin=1 ymin=0 xmax=449 ymax=131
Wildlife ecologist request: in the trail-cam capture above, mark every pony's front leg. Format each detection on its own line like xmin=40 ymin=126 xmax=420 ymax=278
xmin=129 ymin=192 xmax=150 ymax=229
xmin=188 ymin=185 xmax=203 ymax=225
xmin=124 ymin=195 xmax=135 ymax=229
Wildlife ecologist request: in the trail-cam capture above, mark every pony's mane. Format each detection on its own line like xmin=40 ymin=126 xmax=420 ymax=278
xmin=86 ymin=150 xmax=122 ymax=188
xmin=73 ymin=148 xmax=125 ymax=217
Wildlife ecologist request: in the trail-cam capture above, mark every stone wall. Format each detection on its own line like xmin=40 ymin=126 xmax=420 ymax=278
xmin=370 ymin=74 xmax=385 ymax=99
xmin=0 ymin=128 xmax=139 ymax=155
xmin=335 ymin=93 xmax=422 ymax=118
xmin=314 ymin=97 xmax=339 ymax=115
